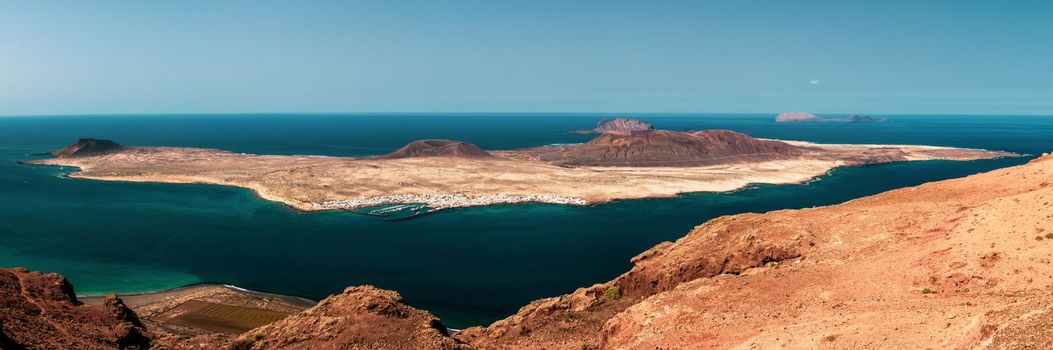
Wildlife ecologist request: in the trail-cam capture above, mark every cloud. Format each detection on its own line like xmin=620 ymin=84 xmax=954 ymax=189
xmin=809 ymin=80 xmax=821 ymax=85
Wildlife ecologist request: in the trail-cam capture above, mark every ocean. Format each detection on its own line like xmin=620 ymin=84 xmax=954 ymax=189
xmin=0 ymin=113 xmax=1050 ymax=328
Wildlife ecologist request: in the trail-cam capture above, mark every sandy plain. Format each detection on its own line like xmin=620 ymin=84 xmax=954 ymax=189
xmin=31 ymin=140 xmax=1014 ymax=211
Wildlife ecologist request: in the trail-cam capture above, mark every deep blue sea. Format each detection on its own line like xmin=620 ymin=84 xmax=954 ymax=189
xmin=0 ymin=113 xmax=1050 ymax=328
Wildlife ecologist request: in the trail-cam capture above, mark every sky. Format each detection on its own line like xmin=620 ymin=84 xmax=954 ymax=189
xmin=1 ymin=0 xmax=1052 ymax=116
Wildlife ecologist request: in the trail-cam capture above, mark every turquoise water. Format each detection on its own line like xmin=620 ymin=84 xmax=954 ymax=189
xmin=0 ymin=113 xmax=1050 ymax=328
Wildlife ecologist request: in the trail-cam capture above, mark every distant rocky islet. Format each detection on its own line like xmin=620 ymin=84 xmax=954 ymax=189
xmin=775 ymin=112 xmax=888 ymax=123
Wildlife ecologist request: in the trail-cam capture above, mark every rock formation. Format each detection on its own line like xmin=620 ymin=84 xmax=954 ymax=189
xmin=380 ymin=139 xmax=492 ymax=159
xmin=52 ymin=138 xmax=124 ymax=158
xmin=529 ymin=129 xmax=803 ymax=166
xmin=776 ymin=112 xmax=888 ymax=123
xmin=841 ymin=114 xmax=888 ymax=123
xmin=775 ymin=112 xmax=821 ymax=122
xmin=0 ymin=268 xmax=150 ymax=350
xmin=572 ymin=117 xmax=654 ymax=134
xmin=232 ymin=286 xmax=469 ymax=350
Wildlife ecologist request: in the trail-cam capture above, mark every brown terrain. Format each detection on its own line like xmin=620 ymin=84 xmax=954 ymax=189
xmin=234 ymin=286 xmax=469 ymax=350
xmin=571 ymin=117 xmax=655 ymax=134
xmin=80 ymin=285 xmax=315 ymax=349
xmin=51 ymin=138 xmax=125 ymax=158
xmin=29 ymin=129 xmax=1013 ymax=211
xmin=0 ymin=268 xmax=150 ymax=350
xmin=377 ymin=139 xmax=493 ymax=159
xmin=514 ymin=129 xmax=804 ymax=166
xmin=4 ymin=153 xmax=1053 ymax=349
xmin=454 ymin=153 xmax=1053 ymax=349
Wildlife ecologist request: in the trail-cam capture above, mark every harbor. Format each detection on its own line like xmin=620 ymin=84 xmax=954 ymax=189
xmin=315 ymin=193 xmax=589 ymax=217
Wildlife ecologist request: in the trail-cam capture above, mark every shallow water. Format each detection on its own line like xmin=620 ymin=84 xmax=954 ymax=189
xmin=0 ymin=113 xmax=1049 ymax=327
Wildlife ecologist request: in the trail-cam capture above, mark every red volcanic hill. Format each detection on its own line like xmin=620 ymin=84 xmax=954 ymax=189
xmin=53 ymin=138 xmax=124 ymax=158
xmin=237 ymin=286 xmax=467 ymax=350
xmin=538 ymin=129 xmax=803 ymax=167
xmin=380 ymin=139 xmax=493 ymax=159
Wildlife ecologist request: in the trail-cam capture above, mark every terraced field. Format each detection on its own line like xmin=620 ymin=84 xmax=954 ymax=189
xmin=157 ymin=300 xmax=293 ymax=334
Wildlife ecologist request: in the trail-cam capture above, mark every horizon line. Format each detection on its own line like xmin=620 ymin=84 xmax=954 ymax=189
xmin=3 ymin=111 xmax=1053 ymax=118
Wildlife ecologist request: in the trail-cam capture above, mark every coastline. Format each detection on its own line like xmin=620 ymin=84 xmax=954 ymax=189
xmin=78 ymin=283 xmax=317 ymax=310
xmin=20 ymin=151 xmax=1050 ymax=349
xmin=39 ymin=158 xmax=859 ymax=212
xmin=26 ymin=140 xmax=1018 ymax=213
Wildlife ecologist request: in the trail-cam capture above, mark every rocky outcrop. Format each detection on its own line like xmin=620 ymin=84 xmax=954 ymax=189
xmin=840 ymin=114 xmax=888 ymax=123
xmin=533 ymin=129 xmax=803 ymax=166
xmin=456 ymin=212 xmax=808 ymax=350
xmin=52 ymin=138 xmax=124 ymax=158
xmin=572 ymin=118 xmax=654 ymax=134
xmin=380 ymin=140 xmax=492 ymax=159
xmin=776 ymin=112 xmax=888 ymax=123
xmin=233 ymin=286 xmax=468 ymax=350
xmin=0 ymin=268 xmax=150 ymax=350
xmin=775 ymin=112 xmax=821 ymax=122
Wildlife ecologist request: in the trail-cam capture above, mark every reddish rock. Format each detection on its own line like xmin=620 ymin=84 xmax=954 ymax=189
xmin=0 ymin=268 xmax=150 ymax=350
xmin=380 ymin=139 xmax=492 ymax=159
xmin=460 ymin=149 xmax=1053 ymax=350
xmin=234 ymin=285 xmax=468 ymax=350
xmin=536 ymin=129 xmax=802 ymax=166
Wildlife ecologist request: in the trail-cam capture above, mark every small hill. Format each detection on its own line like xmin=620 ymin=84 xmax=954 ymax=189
xmin=539 ymin=129 xmax=802 ymax=166
xmin=53 ymin=138 xmax=124 ymax=158
xmin=234 ymin=286 xmax=468 ymax=350
xmin=572 ymin=117 xmax=654 ymax=134
xmin=380 ymin=140 xmax=492 ymax=159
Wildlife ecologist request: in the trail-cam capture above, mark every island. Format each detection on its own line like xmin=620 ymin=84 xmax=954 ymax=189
xmin=570 ymin=117 xmax=654 ymax=134
xmin=28 ymin=130 xmax=1015 ymax=215
xmin=776 ymin=112 xmax=889 ymax=123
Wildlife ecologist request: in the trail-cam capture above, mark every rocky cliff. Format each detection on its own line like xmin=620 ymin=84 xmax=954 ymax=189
xmin=456 ymin=153 xmax=1053 ymax=349
xmin=380 ymin=139 xmax=493 ymax=159
xmin=0 ymin=268 xmax=150 ymax=350
xmin=572 ymin=118 xmax=654 ymax=134
xmin=52 ymin=138 xmax=124 ymax=158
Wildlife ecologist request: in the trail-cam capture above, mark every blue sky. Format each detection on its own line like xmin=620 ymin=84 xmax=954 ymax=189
xmin=1 ymin=0 xmax=1051 ymax=115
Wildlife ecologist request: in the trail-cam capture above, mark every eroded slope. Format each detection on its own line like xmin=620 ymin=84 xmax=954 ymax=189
xmin=457 ymin=154 xmax=1053 ymax=349
xmin=0 ymin=268 xmax=150 ymax=350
